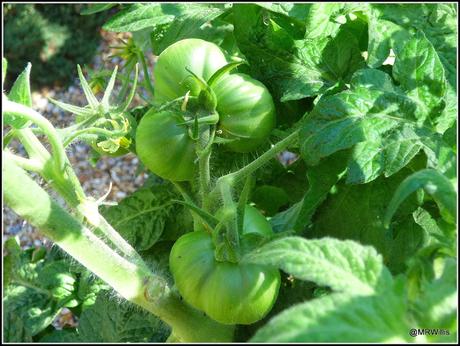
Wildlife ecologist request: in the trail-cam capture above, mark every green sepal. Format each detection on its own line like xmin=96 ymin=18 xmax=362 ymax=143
xmin=207 ymin=60 xmax=246 ymax=87
xmin=5 ymin=63 xmax=33 ymax=129
xmin=184 ymin=67 xmax=217 ymax=112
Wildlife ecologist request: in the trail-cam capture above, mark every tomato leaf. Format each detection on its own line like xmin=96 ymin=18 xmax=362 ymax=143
xmin=242 ymin=236 xmax=393 ymax=295
xmin=150 ymin=4 xmax=231 ymax=55
xmin=76 ymin=293 xmax=170 ymax=342
xmin=232 ymin=4 xmax=364 ymax=101
xmin=393 ymin=30 xmax=447 ymax=123
xmin=3 ymin=246 xmax=78 ymax=341
xmin=384 ymin=169 xmax=457 ymax=227
xmin=100 ymin=184 xmax=193 ymax=251
xmin=250 ymin=291 xmax=410 ymax=342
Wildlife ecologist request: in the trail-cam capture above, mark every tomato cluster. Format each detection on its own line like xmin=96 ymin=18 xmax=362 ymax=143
xmin=169 ymin=205 xmax=281 ymax=325
xmin=136 ymin=39 xmax=276 ymax=181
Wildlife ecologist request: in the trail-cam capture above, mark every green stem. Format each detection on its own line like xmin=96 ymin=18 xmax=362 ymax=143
xmin=4 ymin=104 xmax=143 ymax=264
xmin=4 ymin=150 xmax=44 ymax=172
xmin=172 ymin=181 xmax=203 ymax=231
xmin=197 ymin=127 xmax=215 ymax=210
xmin=10 ymin=126 xmax=87 ymax=206
xmin=76 ymin=199 xmax=146 ymax=267
xmin=62 ymin=127 xmax=125 ymax=147
xmin=3 ymin=158 xmax=234 ymax=342
xmin=3 ymin=129 xmax=16 ymax=148
xmin=219 ymin=180 xmax=240 ymax=262
xmin=208 ymin=129 xmax=299 ymax=203
xmin=237 ymin=174 xmax=254 ymax=234
xmin=15 ymin=128 xmax=51 ymax=163
xmin=4 ymin=98 xmax=67 ymax=172
xmin=117 ymin=59 xmax=136 ymax=103
xmin=138 ymin=52 xmax=155 ymax=98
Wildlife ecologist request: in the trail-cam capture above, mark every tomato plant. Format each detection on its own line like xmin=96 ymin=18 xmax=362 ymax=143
xmin=3 ymin=3 xmax=457 ymax=344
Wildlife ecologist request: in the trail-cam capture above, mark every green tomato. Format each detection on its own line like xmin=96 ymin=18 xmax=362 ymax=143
xmin=135 ymin=108 xmax=196 ymax=181
xmin=212 ymin=73 xmax=276 ymax=152
xmin=169 ymin=205 xmax=280 ymax=325
xmin=154 ymin=39 xmax=276 ymax=153
xmin=154 ymin=38 xmax=228 ymax=104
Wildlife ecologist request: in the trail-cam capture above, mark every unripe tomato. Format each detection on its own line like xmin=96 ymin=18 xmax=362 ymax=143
xmin=169 ymin=205 xmax=281 ymax=325
xmin=212 ymin=73 xmax=276 ymax=152
xmin=136 ymin=108 xmax=196 ymax=181
xmin=153 ymin=39 xmax=276 ymax=153
xmin=154 ymin=38 xmax=228 ymax=104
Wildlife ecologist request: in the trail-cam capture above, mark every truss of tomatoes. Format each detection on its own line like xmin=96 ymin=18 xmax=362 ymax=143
xmin=136 ymin=38 xmax=276 ymax=182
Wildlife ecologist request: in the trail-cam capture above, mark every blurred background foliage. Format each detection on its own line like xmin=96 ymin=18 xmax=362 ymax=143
xmin=3 ymin=3 xmax=111 ymax=89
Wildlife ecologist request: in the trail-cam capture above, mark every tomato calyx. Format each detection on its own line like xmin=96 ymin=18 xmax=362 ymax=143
xmin=207 ymin=60 xmax=246 ymax=88
xmin=180 ymin=60 xmax=248 ymax=133
xmin=210 ymin=204 xmax=274 ymax=263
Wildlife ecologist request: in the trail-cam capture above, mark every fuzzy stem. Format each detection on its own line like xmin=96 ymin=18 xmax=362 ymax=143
xmin=62 ymin=127 xmax=125 ymax=147
xmin=117 ymin=58 xmax=136 ymax=103
xmin=4 ymin=101 xmax=137 ymax=262
xmin=76 ymin=199 xmax=146 ymax=266
xmin=237 ymin=174 xmax=254 ymax=233
xmin=11 ymin=127 xmax=87 ymax=206
xmin=197 ymin=127 xmax=215 ymax=210
xmin=208 ymin=129 xmax=299 ymax=204
xmin=14 ymin=128 xmax=51 ymax=163
xmin=172 ymin=181 xmax=203 ymax=231
xmin=219 ymin=180 xmax=240 ymax=262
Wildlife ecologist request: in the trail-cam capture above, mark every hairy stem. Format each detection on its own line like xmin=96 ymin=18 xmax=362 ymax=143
xmin=219 ymin=180 xmax=240 ymax=262
xmin=237 ymin=174 xmax=254 ymax=233
xmin=15 ymin=128 xmax=51 ymax=163
xmin=197 ymin=127 xmax=215 ymax=210
xmin=117 ymin=58 xmax=136 ymax=103
xmin=62 ymin=127 xmax=125 ymax=147
xmin=208 ymin=129 xmax=300 ymax=204
xmin=76 ymin=199 xmax=146 ymax=266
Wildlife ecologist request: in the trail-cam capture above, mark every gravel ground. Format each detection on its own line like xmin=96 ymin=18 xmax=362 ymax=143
xmin=3 ymin=30 xmax=154 ymax=249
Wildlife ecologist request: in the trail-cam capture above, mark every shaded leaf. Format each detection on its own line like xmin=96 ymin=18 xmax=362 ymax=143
xmin=384 ymin=169 xmax=457 ymax=227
